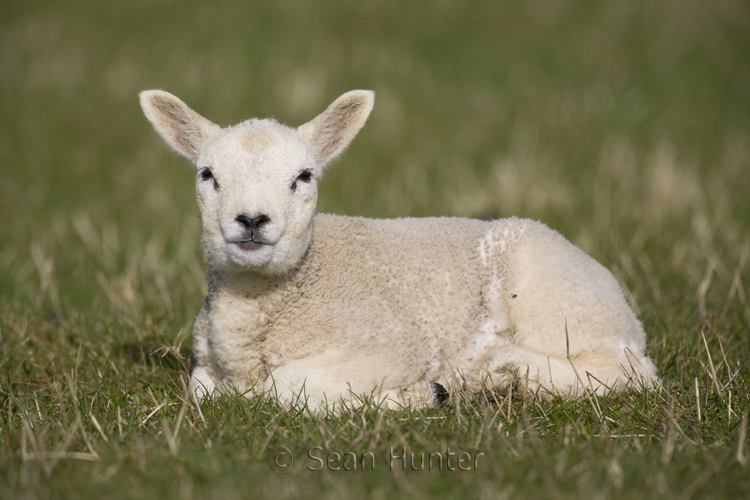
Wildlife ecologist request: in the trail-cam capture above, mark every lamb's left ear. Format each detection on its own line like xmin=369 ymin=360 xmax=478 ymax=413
xmin=298 ymin=90 xmax=375 ymax=168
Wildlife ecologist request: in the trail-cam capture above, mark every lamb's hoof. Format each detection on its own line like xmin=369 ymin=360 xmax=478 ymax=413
xmin=431 ymin=383 xmax=449 ymax=406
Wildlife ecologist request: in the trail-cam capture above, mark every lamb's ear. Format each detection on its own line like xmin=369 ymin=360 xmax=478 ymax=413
xmin=139 ymin=90 xmax=221 ymax=164
xmin=298 ymin=90 xmax=375 ymax=168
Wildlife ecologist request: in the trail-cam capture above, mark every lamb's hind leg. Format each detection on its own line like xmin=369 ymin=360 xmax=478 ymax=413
xmin=483 ymin=344 xmax=655 ymax=398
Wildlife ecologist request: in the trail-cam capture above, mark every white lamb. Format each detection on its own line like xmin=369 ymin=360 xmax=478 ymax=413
xmin=139 ymin=89 xmax=658 ymax=411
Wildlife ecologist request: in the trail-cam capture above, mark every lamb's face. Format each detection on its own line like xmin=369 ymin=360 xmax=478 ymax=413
xmin=140 ymin=88 xmax=374 ymax=275
xmin=196 ymin=121 xmax=318 ymax=274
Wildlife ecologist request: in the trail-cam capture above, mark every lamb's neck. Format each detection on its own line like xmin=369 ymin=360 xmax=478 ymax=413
xmin=207 ymin=265 xmax=305 ymax=306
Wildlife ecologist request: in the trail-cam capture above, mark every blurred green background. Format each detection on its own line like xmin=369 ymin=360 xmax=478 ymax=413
xmin=2 ymin=0 xmax=750 ymax=498
xmin=3 ymin=0 xmax=748 ymax=223
xmin=3 ymin=0 xmax=750 ymax=317
xmin=3 ymin=0 xmax=749 ymax=305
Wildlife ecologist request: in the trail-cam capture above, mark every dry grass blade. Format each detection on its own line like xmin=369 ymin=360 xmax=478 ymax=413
xmin=565 ymin=320 xmax=608 ymax=432
xmin=737 ymin=413 xmax=748 ymax=466
xmin=90 ymin=413 xmax=110 ymax=444
xmin=714 ymin=333 xmax=742 ymax=393
xmin=117 ymin=406 xmax=123 ymax=440
xmin=67 ymin=372 xmax=98 ymax=458
xmin=697 ymin=259 xmax=715 ymax=318
xmin=700 ymin=330 xmax=723 ymax=397
xmin=728 ymin=391 xmax=733 ymax=421
xmin=30 ymin=242 xmax=64 ymax=322
xmin=586 ymin=372 xmax=653 ymax=423
xmin=662 ymin=387 xmax=698 ymax=447
xmin=48 ymin=418 xmax=84 ymax=472
xmin=594 ymin=434 xmax=648 ymax=438
xmin=521 ymin=365 xmax=529 ymax=416
xmin=367 ymin=409 xmax=386 ymax=453
xmin=20 ymin=418 xmax=39 ymax=462
xmin=258 ymin=423 xmax=279 ymax=459
xmin=139 ymin=402 xmax=167 ymax=428
xmin=661 ymin=400 xmax=677 ymax=464
xmin=22 ymin=451 xmax=99 ymax=462
xmin=695 ymin=377 xmax=701 ymax=422
xmin=506 ymin=379 xmax=513 ymax=422
xmin=162 ymin=401 xmax=188 ymax=457
xmin=179 ymin=376 xmax=207 ymax=429
xmin=585 ymin=372 xmax=606 ymax=420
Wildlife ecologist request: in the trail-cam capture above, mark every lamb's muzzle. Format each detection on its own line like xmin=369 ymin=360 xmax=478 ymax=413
xmin=139 ymin=88 xmax=659 ymax=412
xmin=231 ymin=213 xmax=272 ymax=250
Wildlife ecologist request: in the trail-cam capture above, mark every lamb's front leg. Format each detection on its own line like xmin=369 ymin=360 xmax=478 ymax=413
xmin=263 ymin=353 xmax=435 ymax=412
xmin=189 ymin=300 xmax=221 ymax=401
xmin=263 ymin=360 xmax=344 ymax=412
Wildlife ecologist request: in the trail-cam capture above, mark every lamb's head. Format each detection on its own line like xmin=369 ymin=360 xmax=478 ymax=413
xmin=139 ymin=89 xmax=375 ymax=274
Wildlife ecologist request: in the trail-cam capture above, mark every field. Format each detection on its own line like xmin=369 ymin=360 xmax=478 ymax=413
xmin=1 ymin=0 xmax=750 ymax=498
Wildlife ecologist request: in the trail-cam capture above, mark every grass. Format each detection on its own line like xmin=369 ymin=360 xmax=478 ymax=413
xmin=1 ymin=0 xmax=749 ymax=498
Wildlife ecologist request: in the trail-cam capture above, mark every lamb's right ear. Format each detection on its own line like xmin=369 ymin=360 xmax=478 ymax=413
xmin=139 ymin=90 xmax=220 ymax=164
xmin=298 ymin=90 xmax=375 ymax=169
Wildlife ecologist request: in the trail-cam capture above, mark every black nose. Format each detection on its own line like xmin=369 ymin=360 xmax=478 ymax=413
xmin=236 ymin=214 xmax=270 ymax=229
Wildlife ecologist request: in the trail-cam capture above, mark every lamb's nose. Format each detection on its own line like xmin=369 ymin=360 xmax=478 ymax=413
xmin=236 ymin=214 xmax=270 ymax=229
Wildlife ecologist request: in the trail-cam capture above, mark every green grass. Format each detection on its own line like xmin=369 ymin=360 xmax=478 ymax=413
xmin=1 ymin=0 xmax=750 ymax=498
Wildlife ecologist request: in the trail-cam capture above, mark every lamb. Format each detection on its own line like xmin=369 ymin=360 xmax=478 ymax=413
xmin=139 ymin=88 xmax=658 ymax=411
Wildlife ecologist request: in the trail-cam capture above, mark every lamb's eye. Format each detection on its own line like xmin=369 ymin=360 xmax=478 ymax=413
xmin=199 ymin=168 xmax=219 ymax=190
xmin=291 ymin=169 xmax=313 ymax=192
xmin=200 ymin=168 xmax=213 ymax=181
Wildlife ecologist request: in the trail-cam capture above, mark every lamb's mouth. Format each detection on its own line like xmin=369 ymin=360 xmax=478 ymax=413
xmin=234 ymin=240 xmax=266 ymax=251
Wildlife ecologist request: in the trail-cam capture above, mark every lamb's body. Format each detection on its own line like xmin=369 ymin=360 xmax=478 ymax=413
xmin=139 ymin=88 xmax=657 ymax=411
xmin=192 ymin=214 xmax=655 ymax=409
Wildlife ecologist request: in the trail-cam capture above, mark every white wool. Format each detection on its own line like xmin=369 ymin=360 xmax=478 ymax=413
xmin=140 ymin=89 xmax=658 ymax=411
